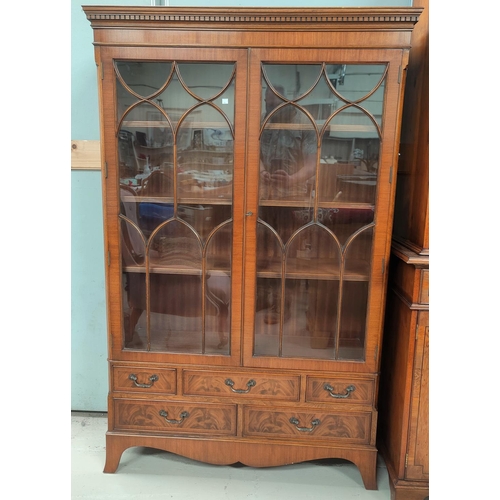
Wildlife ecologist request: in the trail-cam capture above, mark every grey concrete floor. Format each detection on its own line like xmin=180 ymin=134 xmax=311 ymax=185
xmin=71 ymin=411 xmax=392 ymax=499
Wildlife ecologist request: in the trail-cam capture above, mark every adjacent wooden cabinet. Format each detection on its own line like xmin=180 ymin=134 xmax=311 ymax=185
xmin=377 ymin=1 xmax=429 ymax=498
xmin=379 ymin=245 xmax=429 ymax=500
xmin=84 ymin=6 xmax=422 ymax=490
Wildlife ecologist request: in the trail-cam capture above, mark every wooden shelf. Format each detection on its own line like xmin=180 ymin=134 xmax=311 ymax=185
xmin=121 ymin=195 xmax=232 ymax=206
xmin=122 ymin=120 xmax=230 ymax=129
xmin=257 ymin=258 xmax=370 ymax=281
xmin=259 ymin=199 xmax=374 ymax=210
xmin=124 ymin=265 xmax=230 ymax=276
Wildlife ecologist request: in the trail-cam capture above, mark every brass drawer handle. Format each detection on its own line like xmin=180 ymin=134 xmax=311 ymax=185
xmin=159 ymin=410 xmax=190 ymax=425
xmin=289 ymin=417 xmax=321 ymax=432
xmin=323 ymin=383 xmax=355 ymax=399
xmin=225 ymin=378 xmax=256 ymax=393
xmin=129 ymin=373 xmax=159 ymax=388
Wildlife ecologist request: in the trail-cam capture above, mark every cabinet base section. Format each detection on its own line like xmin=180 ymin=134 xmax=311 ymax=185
xmin=388 ymin=476 xmax=429 ymax=500
xmin=103 ymin=431 xmax=379 ymax=490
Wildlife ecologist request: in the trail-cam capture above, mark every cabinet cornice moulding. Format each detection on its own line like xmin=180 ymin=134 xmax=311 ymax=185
xmin=83 ymin=6 xmax=423 ymax=30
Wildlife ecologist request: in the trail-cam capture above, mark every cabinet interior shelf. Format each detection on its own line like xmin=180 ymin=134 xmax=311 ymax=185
xmin=124 ymin=120 xmax=378 ymax=135
xmin=258 ymin=258 xmax=369 ymax=281
xmin=124 ymin=265 xmax=230 ymax=276
xmin=121 ymin=195 xmax=232 ymax=205
xmin=121 ymin=195 xmax=375 ymax=210
xmin=260 ymin=200 xmax=375 ymax=209
xmin=122 ymin=120 xmax=231 ymax=129
xmin=124 ymin=260 xmax=369 ymax=281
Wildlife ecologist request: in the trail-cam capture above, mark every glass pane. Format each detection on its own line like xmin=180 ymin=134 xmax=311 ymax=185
xmin=177 ymin=62 xmax=235 ymax=101
xmin=149 ymin=274 xmax=203 ymax=353
xmin=254 ymin=62 xmax=384 ymax=362
xmin=149 ymin=220 xmax=202 ymax=270
xmin=262 ymin=64 xmax=322 ymax=103
xmin=299 ymin=279 xmax=339 ymax=355
xmin=323 ymin=109 xmax=379 ymax=204
xmin=122 ymin=271 xmax=147 ymax=349
xmin=118 ymin=102 xmax=174 ymax=186
xmin=157 ymin=71 xmax=198 ymax=128
xmin=333 ymin=64 xmax=386 ymax=103
xmin=205 ymin=223 xmax=233 ymax=354
xmin=260 ymin=102 xmax=317 ymax=202
xmin=116 ymin=61 xmax=172 ymax=98
xmin=177 ymin=104 xmax=233 ymax=201
xmin=338 ymin=281 xmax=368 ymax=360
xmin=254 ymin=277 xmax=282 ymax=356
xmin=117 ymin=60 xmax=235 ymax=356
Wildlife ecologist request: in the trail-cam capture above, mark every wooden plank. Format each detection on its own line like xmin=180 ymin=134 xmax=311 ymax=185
xmin=71 ymin=140 xmax=102 ymax=170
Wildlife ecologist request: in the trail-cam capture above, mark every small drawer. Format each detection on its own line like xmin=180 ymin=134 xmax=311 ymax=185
xmin=183 ymin=370 xmax=300 ymax=401
xmin=114 ymin=398 xmax=237 ymax=436
xmin=112 ymin=366 xmax=176 ymax=394
xmin=242 ymin=406 xmax=372 ymax=444
xmin=305 ymin=376 xmax=375 ymax=405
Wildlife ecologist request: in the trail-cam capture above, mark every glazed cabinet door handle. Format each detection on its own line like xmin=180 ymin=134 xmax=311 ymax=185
xmin=289 ymin=417 xmax=321 ymax=432
xmin=323 ymin=383 xmax=355 ymax=399
xmin=129 ymin=373 xmax=159 ymax=388
xmin=159 ymin=410 xmax=190 ymax=425
xmin=225 ymin=378 xmax=256 ymax=393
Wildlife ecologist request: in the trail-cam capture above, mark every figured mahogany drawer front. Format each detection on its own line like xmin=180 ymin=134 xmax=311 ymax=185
xmin=112 ymin=366 xmax=176 ymax=394
xmin=242 ymin=406 xmax=372 ymax=444
xmin=114 ymin=399 xmax=237 ymax=436
xmin=305 ymin=376 xmax=375 ymax=405
xmin=183 ymin=370 xmax=300 ymax=401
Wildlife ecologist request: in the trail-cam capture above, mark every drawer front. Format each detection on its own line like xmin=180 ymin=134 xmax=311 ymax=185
xmin=243 ymin=406 xmax=372 ymax=444
xmin=112 ymin=366 xmax=177 ymax=394
xmin=305 ymin=376 xmax=375 ymax=405
xmin=183 ymin=370 xmax=300 ymax=401
xmin=114 ymin=399 xmax=237 ymax=436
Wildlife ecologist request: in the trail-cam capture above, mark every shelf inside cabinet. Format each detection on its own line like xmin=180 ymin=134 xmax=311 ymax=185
xmin=124 ymin=265 xmax=231 ymax=276
xmin=120 ymin=195 xmax=232 ymax=206
xmin=259 ymin=199 xmax=375 ymax=210
xmin=256 ymin=258 xmax=370 ymax=281
xmin=264 ymin=122 xmax=379 ymax=136
xmin=122 ymin=120 xmax=230 ymax=129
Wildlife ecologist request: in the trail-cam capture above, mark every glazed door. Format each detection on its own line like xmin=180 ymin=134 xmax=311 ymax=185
xmin=101 ymin=48 xmax=247 ymax=364
xmin=243 ymin=49 xmax=404 ymax=371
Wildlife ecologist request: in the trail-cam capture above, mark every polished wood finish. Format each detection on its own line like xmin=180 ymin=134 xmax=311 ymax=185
xmin=377 ymin=4 xmax=429 ymax=497
xmin=392 ymin=0 xmax=429 ymax=255
xmin=84 ymin=6 xmax=421 ymax=491
xmin=378 ymin=248 xmax=429 ymax=500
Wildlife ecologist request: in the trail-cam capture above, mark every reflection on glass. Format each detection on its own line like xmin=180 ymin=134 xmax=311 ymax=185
xmin=177 ymin=104 xmax=233 ymax=201
xmin=177 ymin=62 xmax=235 ymax=101
xmin=115 ymin=61 xmax=172 ymax=98
xmin=116 ymin=60 xmax=235 ymax=355
xmin=149 ymin=220 xmax=202 ymax=269
xmin=260 ymin=92 xmax=317 ymax=201
xmin=254 ymin=62 xmax=385 ymax=361
xmin=204 ymin=223 xmax=232 ymax=354
xmin=122 ymin=272 xmax=147 ymax=349
xmin=149 ymin=274 xmax=203 ymax=353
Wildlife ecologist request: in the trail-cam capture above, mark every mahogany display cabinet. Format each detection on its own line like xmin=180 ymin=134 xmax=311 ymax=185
xmin=83 ymin=6 xmax=422 ymax=490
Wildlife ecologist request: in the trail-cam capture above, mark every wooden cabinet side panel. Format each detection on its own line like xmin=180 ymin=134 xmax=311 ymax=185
xmin=405 ymin=311 xmax=429 ymax=480
xmin=378 ymin=288 xmax=415 ymax=477
xmin=393 ymin=0 xmax=429 ymax=252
